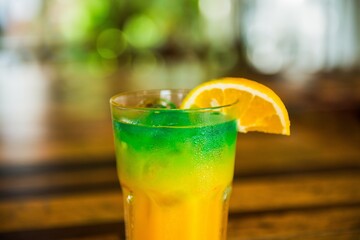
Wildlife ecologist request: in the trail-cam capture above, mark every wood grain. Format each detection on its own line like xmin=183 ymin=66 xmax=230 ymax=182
xmin=1 ymin=170 xmax=359 ymax=239
xmin=228 ymin=206 xmax=360 ymax=240
xmin=1 ymin=98 xmax=360 ymax=239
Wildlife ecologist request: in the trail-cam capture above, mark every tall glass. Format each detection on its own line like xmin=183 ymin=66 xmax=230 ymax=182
xmin=110 ymin=89 xmax=238 ymax=240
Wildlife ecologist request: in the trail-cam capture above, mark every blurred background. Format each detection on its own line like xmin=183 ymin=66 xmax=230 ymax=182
xmin=1 ymin=0 xmax=360 ymax=178
xmin=1 ymin=0 xmax=360 ymax=238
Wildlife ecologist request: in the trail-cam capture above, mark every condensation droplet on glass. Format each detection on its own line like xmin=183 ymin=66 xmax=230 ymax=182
xmin=223 ymin=186 xmax=232 ymax=201
xmin=127 ymin=194 xmax=134 ymax=203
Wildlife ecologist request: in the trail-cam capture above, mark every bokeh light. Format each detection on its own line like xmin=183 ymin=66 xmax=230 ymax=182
xmin=97 ymin=28 xmax=127 ymax=59
xmin=49 ymin=0 xmax=110 ymax=42
xmin=199 ymin=0 xmax=232 ymax=21
xmin=123 ymin=14 xmax=165 ymax=49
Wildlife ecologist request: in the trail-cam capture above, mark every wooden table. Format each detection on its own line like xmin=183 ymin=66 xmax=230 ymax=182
xmin=0 ymin=68 xmax=360 ymax=239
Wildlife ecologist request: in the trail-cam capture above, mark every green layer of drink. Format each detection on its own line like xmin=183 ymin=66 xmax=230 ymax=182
xmin=113 ymin=110 xmax=237 ymax=195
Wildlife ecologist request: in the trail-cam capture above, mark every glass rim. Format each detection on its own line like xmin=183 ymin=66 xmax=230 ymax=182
xmin=110 ymin=89 xmax=238 ymax=112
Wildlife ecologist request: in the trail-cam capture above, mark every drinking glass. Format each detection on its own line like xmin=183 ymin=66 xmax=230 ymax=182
xmin=110 ymin=89 xmax=238 ymax=240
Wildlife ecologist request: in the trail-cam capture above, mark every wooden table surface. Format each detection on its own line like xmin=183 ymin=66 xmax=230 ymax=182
xmin=0 ymin=66 xmax=360 ymax=239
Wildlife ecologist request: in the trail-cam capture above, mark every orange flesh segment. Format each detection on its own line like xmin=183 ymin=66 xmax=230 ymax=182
xmin=180 ymin=78 xmax=290 ymax=135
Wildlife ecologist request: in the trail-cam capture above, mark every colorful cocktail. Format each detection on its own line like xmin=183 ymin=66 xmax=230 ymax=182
xmin=111 ymin=78 xmax=291 ymax=239
xmin=110 ymin=89 xmax=238 ymax=240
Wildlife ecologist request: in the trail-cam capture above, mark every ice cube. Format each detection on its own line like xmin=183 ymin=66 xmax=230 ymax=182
xmin=137 ymin=98 xmax=177 ymax=109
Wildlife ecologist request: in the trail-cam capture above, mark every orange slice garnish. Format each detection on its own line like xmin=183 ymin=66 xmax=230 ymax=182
xmin=180 ymin=78 xmax=290 ymax=135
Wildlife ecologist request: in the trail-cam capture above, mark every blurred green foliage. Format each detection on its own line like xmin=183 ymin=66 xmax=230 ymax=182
xmin=35 ymin=0 xmax=239 ymax=85
xmin=51 ymin=0 xmax=206 ymax=60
